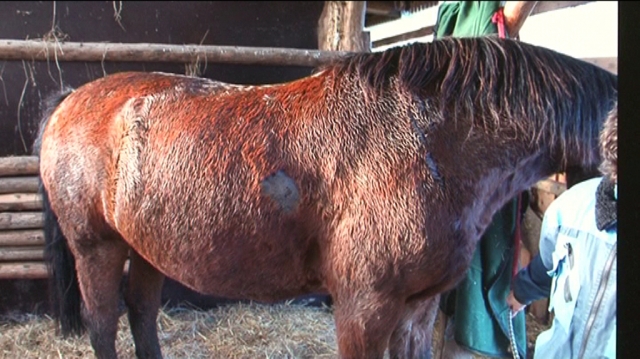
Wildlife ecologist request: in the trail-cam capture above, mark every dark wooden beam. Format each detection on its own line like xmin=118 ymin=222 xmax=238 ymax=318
xmin=372 ymin=25 xmax=434 ymax=48
xmin=365 ymin=13 xmax=402 ymax=28
xmin=366 ymin=1 xmax=439 ymax=16
xmin=366 ymin=1 xmax=401 ymax=16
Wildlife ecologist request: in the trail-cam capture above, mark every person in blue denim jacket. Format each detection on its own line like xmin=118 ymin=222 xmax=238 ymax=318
xmin=506 ymin=103 xmax=617 ymax=359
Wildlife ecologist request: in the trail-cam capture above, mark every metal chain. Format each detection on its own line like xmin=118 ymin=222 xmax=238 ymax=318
xmin=507 ymin=311 xmax=520 ymax=359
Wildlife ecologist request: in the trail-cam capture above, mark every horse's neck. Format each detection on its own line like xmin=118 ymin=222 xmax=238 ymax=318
xmin=447 ymin=149 xmax=552 ymax=243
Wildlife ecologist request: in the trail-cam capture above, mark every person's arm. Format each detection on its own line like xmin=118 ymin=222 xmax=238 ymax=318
xmin=510 ymin=254 xmax=552 ymax=304
xmin=503 ymin=1 xmax=538 ymax=38
xmin=507 ymin=195 xmax=562 ymax=314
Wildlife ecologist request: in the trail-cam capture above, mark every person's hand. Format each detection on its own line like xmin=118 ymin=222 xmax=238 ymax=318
xmin=506 ymin=290 xmax=526 ymax=318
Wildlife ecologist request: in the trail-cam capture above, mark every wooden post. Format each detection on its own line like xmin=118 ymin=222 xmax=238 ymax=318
xmin=318 ymin=1 xmax=370 ymax=52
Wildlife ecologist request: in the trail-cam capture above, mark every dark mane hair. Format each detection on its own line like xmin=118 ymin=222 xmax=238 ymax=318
xmin=320 ymin=36 xmax=618 ymax=166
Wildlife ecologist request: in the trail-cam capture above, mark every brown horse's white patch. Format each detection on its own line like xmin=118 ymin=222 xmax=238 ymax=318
xmin=260 ymin=170 xmax=300 ymax=213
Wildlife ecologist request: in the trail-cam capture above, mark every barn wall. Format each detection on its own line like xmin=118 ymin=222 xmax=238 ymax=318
xmin=0 ymin=0 xmax=328 ymax=315
xmin=0 ymin=1 xmax=325 ymax=157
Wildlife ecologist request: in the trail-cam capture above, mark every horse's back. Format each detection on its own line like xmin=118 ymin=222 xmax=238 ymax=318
xmin=39 ymin=71 xmax=257 ymax=211
xmin=39 ymin=71 xmax=328 ymax=299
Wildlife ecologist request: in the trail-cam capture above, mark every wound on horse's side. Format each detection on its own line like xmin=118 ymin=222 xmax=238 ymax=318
xmin=260 ymin=170 xmax=300 ymax=213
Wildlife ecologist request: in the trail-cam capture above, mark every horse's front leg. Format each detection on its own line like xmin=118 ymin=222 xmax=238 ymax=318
xmin=388 ymin=295 xmax=441 ymax=359
xmin=124 ymin=250 xmax=166 ymax=359
xmin=331 ymin=288 xmax=404 ymax=359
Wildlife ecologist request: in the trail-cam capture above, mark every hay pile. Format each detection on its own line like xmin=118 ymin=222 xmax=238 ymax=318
xmin=0 ymin=302 xmax=337 ymax=359
xmin=0 ymin=302 xmax=549 ymax=359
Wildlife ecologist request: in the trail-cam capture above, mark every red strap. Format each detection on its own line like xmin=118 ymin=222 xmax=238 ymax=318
xmin=493 ymin=6 xmax=519 ymax=279
xmin=492 ymin=7 xmax=507 ymax=39
xmin=511 ymin=193 xmax=523 ymax=279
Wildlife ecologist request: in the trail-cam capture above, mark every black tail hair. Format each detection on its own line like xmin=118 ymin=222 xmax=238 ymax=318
xmin=34 ymin=88 xmax=85 ymax=337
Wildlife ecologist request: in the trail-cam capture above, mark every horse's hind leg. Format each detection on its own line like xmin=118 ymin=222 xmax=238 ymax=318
xmin=388 ymin=296 xmax=440 ymax=359
xmin=71 ymin=233 xmax=129 ymax=359
xmin=124 ymin=250 xmax=165 ymax=359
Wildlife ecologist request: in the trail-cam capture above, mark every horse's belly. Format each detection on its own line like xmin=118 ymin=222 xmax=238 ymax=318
xmin=144 ymin=235 xmax=322 ymax=302
xmin=118 ymin=194 xmax=323 ymax=302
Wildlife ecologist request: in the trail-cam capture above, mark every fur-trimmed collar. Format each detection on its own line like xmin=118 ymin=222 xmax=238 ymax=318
xmin=596 ymin=177 xmax=617 ymax=231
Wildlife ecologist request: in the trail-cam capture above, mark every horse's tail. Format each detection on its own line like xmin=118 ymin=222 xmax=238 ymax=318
xmin=34 ymin=88 xmax=85 ymax=337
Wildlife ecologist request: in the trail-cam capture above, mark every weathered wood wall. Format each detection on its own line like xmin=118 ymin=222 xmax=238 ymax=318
xmin=0 ymin=0 xmax=329 ymax=315
xmin=0 ymin=1 xmax=326 ymax=158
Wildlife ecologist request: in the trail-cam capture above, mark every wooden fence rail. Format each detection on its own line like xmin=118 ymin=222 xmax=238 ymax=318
xmin=0 ymin=156 xmax=39 ymax=177
xmin=0 ymin=262 xmax=48 ymax=280
xmin=0 ymin=39 xmax=351 ymax=67
xmin=0 ymin=177 xmax=40 ymax=194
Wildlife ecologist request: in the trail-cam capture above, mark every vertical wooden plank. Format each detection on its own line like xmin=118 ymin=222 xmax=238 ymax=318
xmin=318 ymin=1 xmax=370 ymax=52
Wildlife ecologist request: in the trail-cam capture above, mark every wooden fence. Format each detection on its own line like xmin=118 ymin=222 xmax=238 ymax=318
xmin=0 ymin=156 xmax=46 ymax=279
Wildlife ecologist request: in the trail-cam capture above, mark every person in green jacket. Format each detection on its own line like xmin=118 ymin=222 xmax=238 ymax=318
xmin=433 ymin=2 xmax=537 ymax=358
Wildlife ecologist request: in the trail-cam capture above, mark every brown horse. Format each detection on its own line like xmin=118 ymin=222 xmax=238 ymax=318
xmin=35 ymin=36 xmax=616 ymax=359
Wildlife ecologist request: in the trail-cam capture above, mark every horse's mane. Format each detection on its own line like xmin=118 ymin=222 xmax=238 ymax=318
xmin=319 ymin=36 xmax=618 ymax=166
